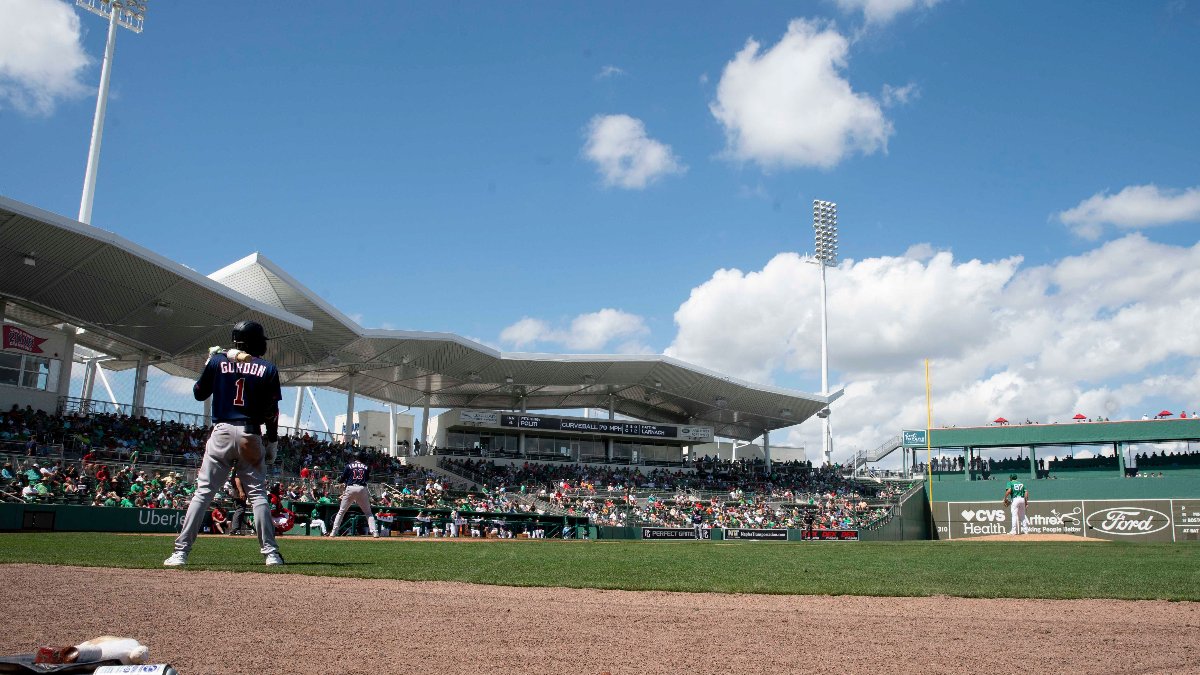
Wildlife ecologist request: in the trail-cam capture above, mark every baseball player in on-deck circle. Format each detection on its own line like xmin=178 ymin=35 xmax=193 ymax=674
xmin=164 ymin=320 xmax=285 ymax=566
xmin=1003 ymin=473 xmax=1030 ymax=535
xmin=329 ymin=451 xmax=380 ymax=538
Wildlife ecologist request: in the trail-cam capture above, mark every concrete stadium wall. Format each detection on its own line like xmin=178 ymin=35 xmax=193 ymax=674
xmin=0 ymin=386 xmax=59 ymax=416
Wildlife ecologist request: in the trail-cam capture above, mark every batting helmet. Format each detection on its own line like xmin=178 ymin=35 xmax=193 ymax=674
xmin=231 ymin=320 xmax=268 ymax=357
xmin=1009 ymin=473 xmax=1019 ymax=480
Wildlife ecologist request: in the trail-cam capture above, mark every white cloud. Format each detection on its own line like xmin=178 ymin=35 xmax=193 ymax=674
xmin=499 ymin=317 xmax=552 ymax=349
xmin=583 ymin=114 xmax=685 ymax=189
xmin=835 ymin=0 xmax=943 ymax=26
xmin=710 ymin=19 xmax=892 ymax=169
xmin=881 ymin=82 xmax=919 ymax=107
xmin=0 ymin=0 xmax=92 ymax=115
xmin=595 ymin=65 xmax=625 ymax=80
xmin=1057 ymin=184 xmax=1200 ymax=240
xmin=500 ymin=309 xmax=649 ymax=352
xmin=902 ymin=242 xmax=936 ymax=260
xmin=666 ymin=235 xmax=1200 ymax=463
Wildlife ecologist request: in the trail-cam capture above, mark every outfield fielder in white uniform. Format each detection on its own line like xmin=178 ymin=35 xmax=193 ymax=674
xmin=1004 ymin=473 xmax=1030 ymax=535
xmin=329 ymin=452 xmax=379 ymax=538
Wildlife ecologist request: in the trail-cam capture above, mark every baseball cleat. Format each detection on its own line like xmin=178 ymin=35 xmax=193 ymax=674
xmin=163 ymin=552 xmax=188 ymax=567
xmin=265 ymin=552 xmax=285 ymax=566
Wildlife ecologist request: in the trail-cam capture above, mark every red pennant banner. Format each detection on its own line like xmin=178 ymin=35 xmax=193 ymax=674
xmin=3 ymin=325 xmax=47 ymax=354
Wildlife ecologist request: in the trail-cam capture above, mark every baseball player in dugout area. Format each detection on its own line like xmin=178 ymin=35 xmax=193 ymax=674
xmin=329 ymin=452 xmax=380 ymax=538
xmin=164 ymin=321 xmax=285 ymax=567
xmin=1004 ymin=473 xmax=1030 ymax=535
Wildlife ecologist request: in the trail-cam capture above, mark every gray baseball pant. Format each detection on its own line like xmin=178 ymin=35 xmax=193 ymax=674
xmin=173 ymin=423 xmax=279 ymax=556
xmin=330 ymin=484 xmax=377 ymax=536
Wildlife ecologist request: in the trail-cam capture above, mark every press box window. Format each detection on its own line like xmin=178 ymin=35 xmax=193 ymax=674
xmin=0 ymin=353 xmax=59 ymax=392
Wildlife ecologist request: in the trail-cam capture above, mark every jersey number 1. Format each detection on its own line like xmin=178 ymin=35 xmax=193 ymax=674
xmin=232 ymin=378 xmax=246 ymax=406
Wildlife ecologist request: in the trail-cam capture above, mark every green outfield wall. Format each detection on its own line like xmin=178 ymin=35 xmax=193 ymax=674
xmin=0 ymin=503 xmax=186 ymax=533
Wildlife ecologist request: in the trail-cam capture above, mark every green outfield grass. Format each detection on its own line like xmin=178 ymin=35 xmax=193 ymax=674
xmin=1 ymin=533 xmax=1197 ymax=601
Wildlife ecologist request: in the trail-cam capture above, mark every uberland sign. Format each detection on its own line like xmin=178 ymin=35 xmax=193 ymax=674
xmin=933 ymin=499 xmax=1200 ymax=542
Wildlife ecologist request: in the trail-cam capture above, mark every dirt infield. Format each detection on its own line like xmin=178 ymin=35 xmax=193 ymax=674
xmin=2 ymin=564 xmax=1196 ymax=675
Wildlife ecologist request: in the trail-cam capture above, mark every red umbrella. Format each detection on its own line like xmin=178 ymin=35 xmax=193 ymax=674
xmin=993 ymin=417 xmax=1008 ymax=424
xmin=1073 ymin=414 xmax=1087 ymax=420
xmin=1158 ymin=410 xmax=1173 ymax=418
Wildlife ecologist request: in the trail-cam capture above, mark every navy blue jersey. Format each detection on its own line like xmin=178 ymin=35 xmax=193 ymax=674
xmin=339 ymin=460 xmax=370 ymax=486
xmin=193 ymin=353 xmax=281 ymax=424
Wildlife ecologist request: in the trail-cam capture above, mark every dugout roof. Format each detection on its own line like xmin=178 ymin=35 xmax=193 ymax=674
xmin=0 ymin=195 xmax=835 ymax=440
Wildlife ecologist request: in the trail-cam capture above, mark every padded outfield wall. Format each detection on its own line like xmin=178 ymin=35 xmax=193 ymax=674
xmin=929 ymin=473 xmax=1200 ymax=542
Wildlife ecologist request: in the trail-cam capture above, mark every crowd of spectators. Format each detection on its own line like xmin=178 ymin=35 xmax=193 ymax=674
xmin=1134 ymin=449 xmax=1200 ymax=468
xmin=919 ymin=447 xmax=1200 ymax=477
xmin=2 ymin=452 xmax=198 ymax=510
xmin=279 ymin=436 xmax=415 ymax=484
xmin=1 ymin=404 xmax=416 ymax=481
xmin=438 ymin=457 xmax=910 ymax=532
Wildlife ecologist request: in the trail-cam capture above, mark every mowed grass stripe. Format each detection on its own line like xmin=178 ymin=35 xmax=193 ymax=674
xmin=1 ymin=533 xmax=1197 ymax=601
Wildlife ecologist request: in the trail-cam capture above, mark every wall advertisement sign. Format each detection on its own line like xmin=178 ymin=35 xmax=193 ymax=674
xmin=800 ymin=529 xmax=860 ymax=541
xmin=641 ymin=527 xmax=709 ymax=540
xmin=458 ymin=410 xmax=500 ymax=425
xmin=454 ymin=410 xmax=715 ymax=442
xmin=724 ymin=528 xmax=788 ymax=541
xmin=934 ymin=499 xmax=1197 ymax=542
xmin=502 ymin=414 xmax=678 ymax=438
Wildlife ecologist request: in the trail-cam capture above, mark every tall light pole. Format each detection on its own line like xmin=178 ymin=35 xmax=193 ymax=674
xmin=76 ymin=0 xmax=147 ymax=225
xmin=813 ymin=199 xmax=838 ymax=467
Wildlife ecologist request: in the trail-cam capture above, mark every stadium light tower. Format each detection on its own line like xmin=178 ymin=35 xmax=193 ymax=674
xmin=813 ymin=199 xmax=838 ymax=467
xmin=76 ymin=0 xmax=147 ymax=226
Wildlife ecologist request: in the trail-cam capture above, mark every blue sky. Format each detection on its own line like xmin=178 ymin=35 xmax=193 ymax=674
xmin=3 ymin=0 xmax=1199 ymax=460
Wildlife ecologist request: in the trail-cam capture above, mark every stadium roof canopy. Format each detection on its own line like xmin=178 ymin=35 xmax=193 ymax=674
xmin=0 ymin=195 xmax=312 ymax=363
xmin=0 ymin=195 xmax=837 ymax=440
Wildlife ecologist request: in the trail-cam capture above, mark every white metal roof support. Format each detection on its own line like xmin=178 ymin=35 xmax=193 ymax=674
xmin=344 ymin=372 xmax=356 ymax=445
xmin=420 ymin=399 xmax=430 ymax=449
xmin=56 ymin=328 xmax=76 ymax=397
xmin=131 ymin=354 xmax=148 ymax=417
xmin=292 ymin=386 xmax=304 ymax=431
xmin=763 ymin=430 xmax=771 ymax=476
xmin=305 ymin=387 xmax=329 ymax=432
xmin=80 ymin=359 xmax=97 ymax=402
xmin=95 ymin=361 xmax=119 ymax=406
xmin=388 ymin=404 xmax=396 ymax=457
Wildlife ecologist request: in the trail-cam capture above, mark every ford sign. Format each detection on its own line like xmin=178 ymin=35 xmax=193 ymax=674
xmin=1086 ymin=507 xmax=1169 ymax=536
